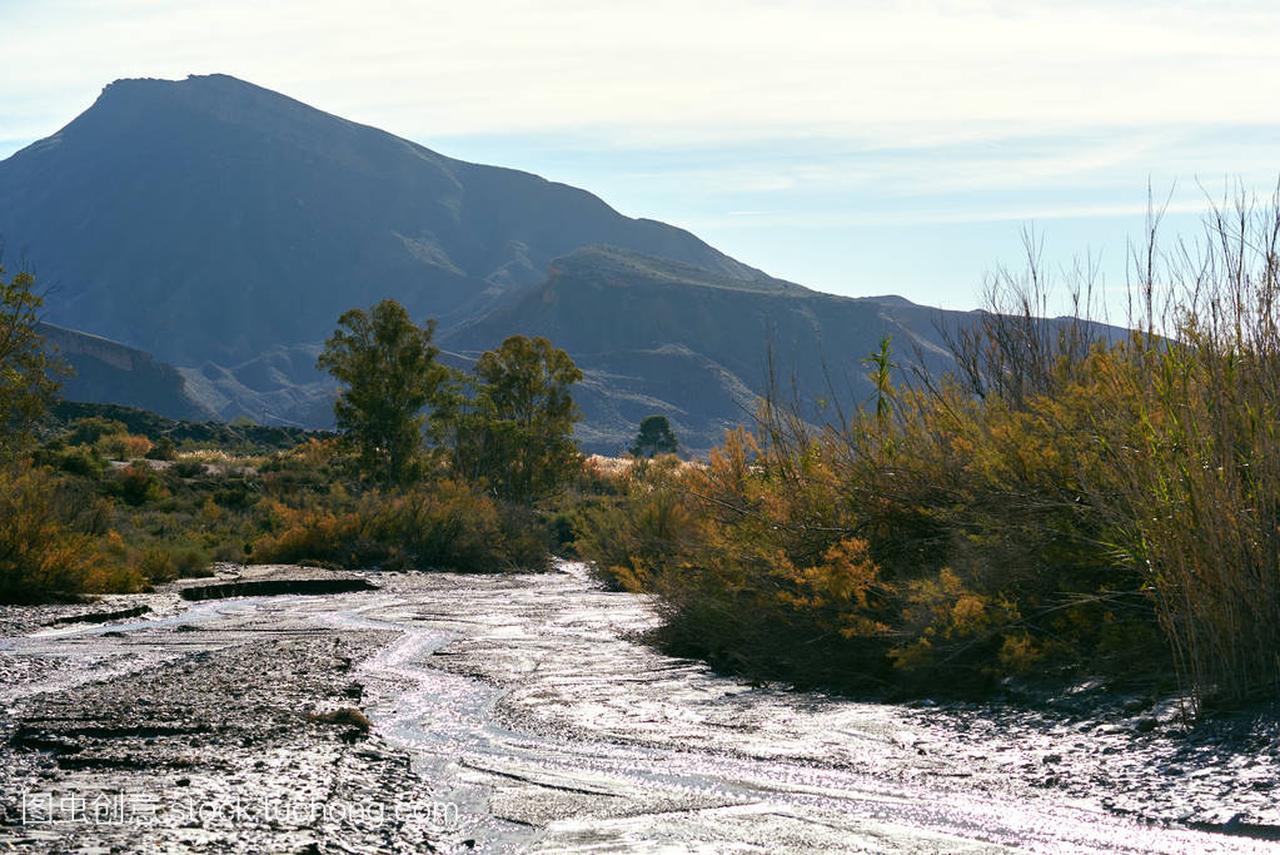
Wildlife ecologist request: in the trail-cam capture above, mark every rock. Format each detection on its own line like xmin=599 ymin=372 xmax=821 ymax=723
xmin=1134 ymin=717 xmax=1158 ymax=734
xmin=46 ymin=605 xmax=150 ymax=626
xmin=308 ymin=707 xmax=372 ymax=733
xmin=176 ymin=566 xmax=377 ymax=601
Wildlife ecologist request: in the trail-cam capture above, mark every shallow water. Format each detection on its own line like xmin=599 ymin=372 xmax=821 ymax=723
xmin=3 ymin=563 xmax=1276 ymax=853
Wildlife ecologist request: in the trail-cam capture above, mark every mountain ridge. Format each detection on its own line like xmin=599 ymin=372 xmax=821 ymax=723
xmin=37 ymin=322 xmax=213 ymax=422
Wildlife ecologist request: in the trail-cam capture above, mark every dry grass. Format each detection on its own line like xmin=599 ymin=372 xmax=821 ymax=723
xmin=308 ymin=706 xmax=372 ymax=732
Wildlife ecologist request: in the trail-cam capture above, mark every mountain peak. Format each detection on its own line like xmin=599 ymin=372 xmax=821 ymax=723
xmin=83 ymin=73 xmax=356 ymax=143
xmin=104 ymin=72 xmax=251 ymax=90
xmin=99 ymin=72 xmax=298 ymax=103
xmin=94 ymin=73 xmax=286 ymax=111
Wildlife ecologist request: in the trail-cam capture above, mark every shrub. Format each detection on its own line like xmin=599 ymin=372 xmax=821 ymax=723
xmin=251 ymin=502 xmax=381 ymax=569
xmin=172 ymin=459 xmax=205 ymax=478
xmin=67 ymin=417 xmax=128 ymax=446
xmin=0 ymin=464 xmax=142 ymax=602
xmin=146 ymin=436 xmax=177 ymax=461
xmin=136 ymin=544 xmax=211 ymax=582
xmin=370 ymin=481 xmax=510 ymax=571
xmin=573 ymin=455 xmax=699 ymax=591
xmin=53 ymin=445 xmax=106 ymax=478
xmin=253 ymin=481 xmax=540 ymax=572
xmin=496 ymin=502 xmax=554 ymax=571
xmin=113 ymin=461 xmax=165 ymax=506
xmin=214 ymin=478 xmax=260 ymax=510
xmin=96 ymin=432 xmax=153 ymax=461
xmin=575 ymin=195 xmax=1280 ymax=709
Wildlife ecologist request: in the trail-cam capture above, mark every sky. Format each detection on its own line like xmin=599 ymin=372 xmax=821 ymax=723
xmin=2 ymin=0 xmax=1278 ymax=314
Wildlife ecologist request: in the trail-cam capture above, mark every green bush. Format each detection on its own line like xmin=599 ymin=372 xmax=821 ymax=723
xmin=252 ymin=480 xmax=545 ymax=572
xmin=172 ymin=459 xmax=205 ymax=478
xmin=136 ymin=544 xmax=211 ymax=582
xmin=66 ymin=416 xmax=127 ymax=447
xmin=53 ymin=445 xmax=106 ymax=478
xmin=0 ymin=464 xmax=142 ymax=602
xmin=372 ymin=480 xmax=508 ymax=571
xmin=113 ymin=462 xmax=165 ymax=506
xmin=214 ymin=478 xmax=260 ymax=510
xmin=572 ymin=455 xmax=698 ymax=592
xmin=146 ymin=436 xmax=177 ymax=461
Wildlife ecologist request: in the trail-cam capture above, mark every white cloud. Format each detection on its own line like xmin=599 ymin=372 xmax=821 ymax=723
xmin=3 ymin=0 xmax=1280 ymax=148
xmin=689 ymin=199 xmax=1215 ymax=231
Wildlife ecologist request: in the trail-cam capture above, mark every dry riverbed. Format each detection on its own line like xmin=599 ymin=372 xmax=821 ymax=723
xmin=0 ymin=563 xmax=1277 ymax=853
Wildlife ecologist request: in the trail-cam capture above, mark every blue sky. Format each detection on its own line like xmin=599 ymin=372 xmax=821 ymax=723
xmin=2 ymin=0 xmax=1278 ymax=313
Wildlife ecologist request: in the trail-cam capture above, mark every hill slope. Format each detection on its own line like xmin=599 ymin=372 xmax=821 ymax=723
xmin=38 ymin=323 xmax=213 ymax=422
xmin=444 ymin=247 xmax=968 ymax=451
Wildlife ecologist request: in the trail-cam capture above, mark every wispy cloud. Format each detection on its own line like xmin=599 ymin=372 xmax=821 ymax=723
xmin=690 ymin=200 xmax=1215 ymax=231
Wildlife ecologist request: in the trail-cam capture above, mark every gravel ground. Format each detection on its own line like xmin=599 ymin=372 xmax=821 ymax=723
xmin=0 ymin=570 xmax=473 ymax=853
xmin=0 ymin=564 xmax=1276 ymax=853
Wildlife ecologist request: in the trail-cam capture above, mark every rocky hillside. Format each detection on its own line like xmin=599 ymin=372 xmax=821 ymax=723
xmin=39 ymin=323 xmax=213 ymax=422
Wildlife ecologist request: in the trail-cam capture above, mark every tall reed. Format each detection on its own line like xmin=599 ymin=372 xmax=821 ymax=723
xmin=577 ymin=188 xmax=1280 ymax=709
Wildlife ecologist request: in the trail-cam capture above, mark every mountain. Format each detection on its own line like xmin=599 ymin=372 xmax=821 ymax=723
xmin=38 ymin=323 xmax=214 ymax=422
xmin=443 ymin=247 xmax=966 ymax=450
xmin=1 ymin=74 xmax=1041 ymax=453
xmin=177 ymin=343 xmax=335 ymax=427
xmin=0 ymin=74 xmax=761 ymax=368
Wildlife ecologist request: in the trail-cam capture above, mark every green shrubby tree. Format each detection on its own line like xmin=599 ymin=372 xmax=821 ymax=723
xmin=445 ymin=335 xmax=583 ymax=502
xmin=146 ymin=435 xmax=178 ymax=461
xmin=630 ymin=414 xmax=678 ymax=458
xmin=0 ymin=266 xmax=61 ymax=457
xmin=317 ymin=300 xmax=448 ymax=485
xmin=66 ymin=416 xmax=128 ymax=446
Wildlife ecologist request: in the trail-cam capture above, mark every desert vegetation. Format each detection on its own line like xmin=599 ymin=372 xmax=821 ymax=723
xmin=574 ymin=194 xmax=1280 ymax=711
xmin=0 ymin=290 xmax=581 ymax=603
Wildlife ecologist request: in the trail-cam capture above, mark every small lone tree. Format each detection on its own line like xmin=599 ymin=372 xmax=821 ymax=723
xmin=0 ymin=266 xmax=60 ymax=459
xmin=861 ymin=335 xmax=896 ymax=425
xmin=317 ymin=300 xmax=446 ymax=485
xmin=630 ymin=415 xmax=678 ymax=458
xmin=449 ymin=335 xmax=582 ymax=502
